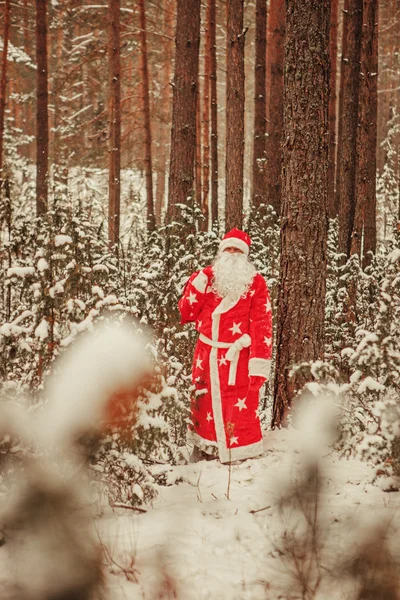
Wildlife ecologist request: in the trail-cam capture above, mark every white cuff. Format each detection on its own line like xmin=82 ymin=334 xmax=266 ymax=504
xmin=192 ymin=271 xmax=208 ymax=293
xmin=249 ymin=358 xmax=271 ymax=380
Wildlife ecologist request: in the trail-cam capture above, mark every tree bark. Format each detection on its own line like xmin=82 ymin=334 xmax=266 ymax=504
xmin=272 ymin=0 xmax=330 ymax=427
xmin=265 ymin=0 xmax=285 ymax=217
xmin=36 ymin=0 xmax=49 ymax=215
xmin=166 ymin=0 xmax=201 ymax=225
xmin=225 ymin=0 xmax=245 ymax=231
xmin=327 ymin=0 xmax=339 ymax=218
xmin=335 ymin=0 xmax=349 ymax=218
xmin=251 ymin=0 xmax=267 ymax=213
xmin=337 ymin=0 xmax=363 ymax=259
xmin=195 ymin=84 xmax=202 ymax=208
xmin=108 ymin=0 xmax=121 ymax=245
xmin=201 ymin=0 xmax=212 ymax=231
xmin=155 ymin=0 xmax=174 ymax=226
xmin=0 ymin=0 xmax=11 ymax=181
xmin=209 ymin=0 xmax=219 ymax=229
xmin=358 ymin=0 xmax=378 ymax=267
xmin=139 ymin=0 xmax=155 ymax=231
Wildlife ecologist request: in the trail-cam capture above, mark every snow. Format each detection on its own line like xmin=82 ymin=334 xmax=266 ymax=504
xmin=37 ymin=257 xmax=49 ymax=272
xmin=54 ymin=234 xmax=73 ymax=247
xmin=94 ymin=430 xmax=400 ymax=600
xmin=7 ymin=266 xmax=35 ymax=278
xmin=39 ymin=321 xmax=151 ymax=448
xmin=34 ymin=319 xmax=49 ymax=340
xmin=358 ymin=376 xmax=385 ymax=393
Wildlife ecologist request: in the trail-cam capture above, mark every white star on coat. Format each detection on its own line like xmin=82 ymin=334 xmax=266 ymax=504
xmin=230 ymin=435 xmax=239 ymax=445
xmin=255 ymin=407 xmax=261 ymax=419
xmin=229 ymin=322 xmax=242 ymax=336
xmin=197 ymin=320 xmax=202 ymax=328
xmin=250 ymin=289 xmax=255 ymax=297
xmin=188 ymin=292 xmax=198 ymax=305
xmin=196 ymin=358 xmax=203 ymax=369
xmin=264 ymin=336 xmax=272 ymax=347
xmin=219 ymin=355 xmax=228 ymax=366
xmin=265 ymin=299 xmax=272 ymax=312
xmin=234 ymin=398 xmax=247 ymax=411
xmin=206 ymin=412 xmax=213 ymax=422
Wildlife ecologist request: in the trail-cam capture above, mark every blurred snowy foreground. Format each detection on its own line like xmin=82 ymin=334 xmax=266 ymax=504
xmin=1 ymin=323 xmax=400 ymax=599
xmin=99 ymin=430 xmax=400 ymax=599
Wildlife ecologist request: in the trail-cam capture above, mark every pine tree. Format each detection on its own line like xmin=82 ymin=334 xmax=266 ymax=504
xmin=139 ymin=0 xmax=155 ymax=231
xmin=0 ymin=0 xmax=11 ymax=183
xmin=251 ymin=0 xmax=267 ymax=213
xmin=272 ymin=0 xmax=330 ymax=426
xmin=337 ymin=0 xmax=363 ymax=258
xmin=166 ymin=0 xmax=201 ymax=226
xmin=209 ymin=0 xmax=219 ymax=230
xmin=265 ymin=0 xmax=285 ymax=216
xmin=225 ymin=0 xmax=246 ymax=231
xmin=36 ymin=0 xmax=49 ymax=215
xmin=107 ymin=0 xmax=121 ymax=245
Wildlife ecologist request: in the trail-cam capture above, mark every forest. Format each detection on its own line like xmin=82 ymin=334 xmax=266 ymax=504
xmin=0 ymin=0 xmax=400 ymax=598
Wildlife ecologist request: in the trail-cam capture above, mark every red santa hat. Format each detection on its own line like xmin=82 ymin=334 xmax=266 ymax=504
xmin=219 ymin=228 xmax=251 ymax=256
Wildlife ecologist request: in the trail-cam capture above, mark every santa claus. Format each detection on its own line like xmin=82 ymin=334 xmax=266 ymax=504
xmin=178 ymin=228 xmax=273 ymax=464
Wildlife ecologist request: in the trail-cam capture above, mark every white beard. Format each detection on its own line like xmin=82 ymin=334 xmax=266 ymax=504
xmin=212 ymin=252 xmax=256 ymax=301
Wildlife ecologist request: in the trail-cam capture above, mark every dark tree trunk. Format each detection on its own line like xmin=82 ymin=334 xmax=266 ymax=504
xmin=327 ymin=0 xmax=339 ymax=218
xmin=225 ymin=0 xmax=245 ymax=231
xmin=36 ymin=0 xmax=49 ymax=215
xmin=166 ymin=0 xmax=201 ymax=225
xmin=139 ymin=0 xmax=155 ymax=231
xmin=272 ymin=0 xmax=330 ymax=427
xmin=0 ymin=0 xmax=11 ymax=181
xmin=209 ymin=0 xmax=219 ymax=229
xmin=265 ymin=0 xmax=285 ymax=217
xmin=335 ymin=0 xmax=349 ymax=218
xmin=108 ymin=0 xmax=121 ymax=245
xmin=337 ymin=0 xmax=363 ymax=259
xmin=251 ymin=0 xmax=267 ymax=212
xmin=201 ymin=0 xmax=212 ymax=231
xmin=355 ymin=0 xmax=378 ymax=267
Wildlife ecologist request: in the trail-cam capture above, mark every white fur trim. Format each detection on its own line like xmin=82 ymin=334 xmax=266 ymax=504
xmin=219 ymin=238 xmax=249 ymax=256
xmin=209 ymin=325 xmax=229 ymax=459
xmin=187 ymin=430 xmax=218 ymax=450
xmin=249 ymin=358 xmax=271 ymax=380
xmin=192 ymin=271 xmax=208 ymax=293
xmin=213 ymin=295 xmax=240 ymax=316
xmin=219 ymin=439 xmax=264 ymax=464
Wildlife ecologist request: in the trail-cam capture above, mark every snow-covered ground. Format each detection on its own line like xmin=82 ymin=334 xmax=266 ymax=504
xmin=99 ymin=429 xmax=400 ymax=600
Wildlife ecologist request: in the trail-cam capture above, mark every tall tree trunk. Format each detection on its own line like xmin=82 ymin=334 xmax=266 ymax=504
xmin=225 ymin=0 xmax=246 ymax=231
xmin=166 ymin=0 xmax=201 ymax=225
xmin=108 ymin=0 xmax=121 ymax=245
xmin=0 ymin=0 xmax=11 ymax=181
xmin=359 ymin=0 xmax=378 ymax=267
xmin=337 ymin=0 xmax=363 ymax=259
xmin=155 ymin=0 xmax=174 ymax=226
xmin=265 ymin=0 xmax=285 ymax=217
xmin=201 ymin=0 xmax=212 ymax=231
xmin=335 ymin=0 xmax=349 ymax=218
xmin=139 ymin=0 xmax=155 ymax=231
xmin=272 ymin=0 xmax=330 ymax=427
xmin=327 ymin=0 xmax=339 ymax=218
xmin=209 ymin=0 xmax=219 ymax=229
xmin=36 ymin=0 xmax=49 ymax=215
xmin=251 ymin=0 xmax=267 ymax=213
xmin=195 ymin=85 xmax=202 ymax=208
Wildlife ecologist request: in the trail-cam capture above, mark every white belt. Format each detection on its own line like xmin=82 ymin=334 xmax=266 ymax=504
xmin=199 ymin=333 xmax=251 ymax=386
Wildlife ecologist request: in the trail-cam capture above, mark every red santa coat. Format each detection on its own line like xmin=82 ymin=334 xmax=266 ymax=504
xmin=178 ymin=266 xmax=272 ymax=463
